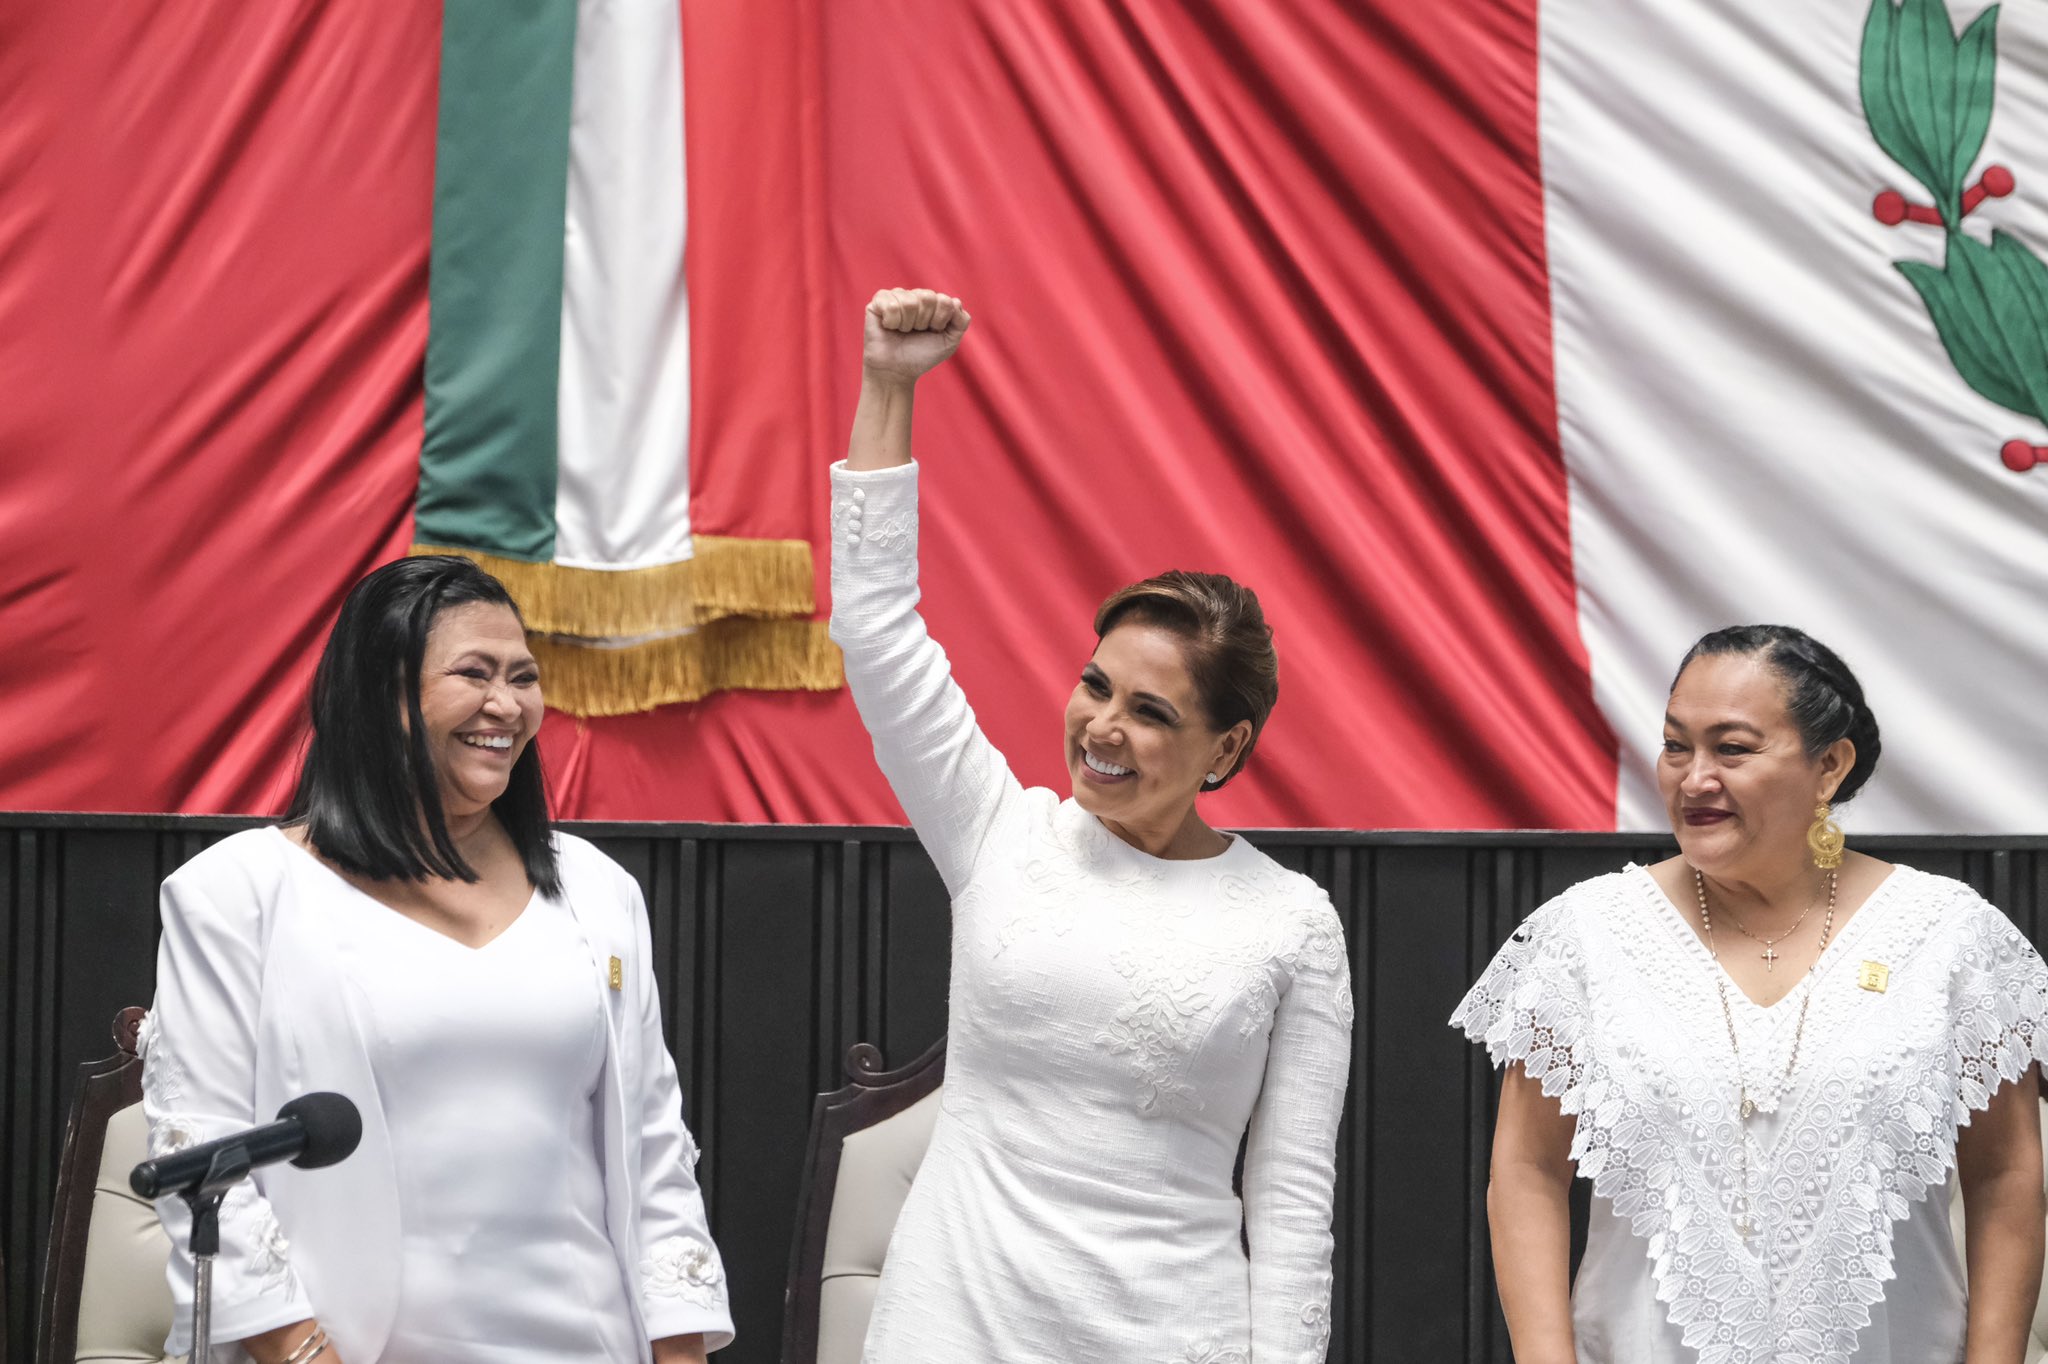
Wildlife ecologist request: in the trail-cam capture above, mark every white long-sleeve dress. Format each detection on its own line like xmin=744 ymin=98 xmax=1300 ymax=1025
xmin=829 ymin=460 xmax=1354 ymax=1364
xmin=1453 ymin=863 xmax=2048 ymax=1364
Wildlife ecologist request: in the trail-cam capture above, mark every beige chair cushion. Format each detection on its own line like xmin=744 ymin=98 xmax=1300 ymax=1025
xmin=1950 ymin=1096 xmax=2048 ymax=1360
xmin=73 ymin=1101 xmax=178 ymax=1363
xmin=815 ymin=1089 xmax=941 ymax=1364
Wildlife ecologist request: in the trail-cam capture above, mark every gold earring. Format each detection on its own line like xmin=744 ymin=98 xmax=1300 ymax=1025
xmin=1807 ymin=800 xmax=1845 ymax=870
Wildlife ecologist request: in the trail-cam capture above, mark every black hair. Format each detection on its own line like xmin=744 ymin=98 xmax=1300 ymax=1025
xmin=284 ymin=555 xmax=560 ymax=895
xmin=1672 ymin=624 xmax=1883 ymax=805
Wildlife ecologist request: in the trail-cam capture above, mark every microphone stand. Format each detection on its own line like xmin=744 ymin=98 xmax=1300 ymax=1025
xmin=178 ymin=1145 xmax=252 ymax=1363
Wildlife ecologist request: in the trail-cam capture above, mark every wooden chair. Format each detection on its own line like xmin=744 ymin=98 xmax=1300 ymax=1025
xmin=35 ymin=1007 xmax=175 ymax=1364
xmin=781 ymin=1038 xmax=944 ymax=1364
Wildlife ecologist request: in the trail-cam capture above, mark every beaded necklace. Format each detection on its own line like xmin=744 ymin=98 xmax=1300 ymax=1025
xmin=1695 ymin=865 xmax=1839 ymax=1238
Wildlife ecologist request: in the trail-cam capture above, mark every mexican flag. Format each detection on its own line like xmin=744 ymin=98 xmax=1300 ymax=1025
xmin=3 ymin=0 xmax=2045 ymax=831
xmin=1549 ymin=0 xmax=2048 ymax=831
xmin=413 ymin=0 xmax=836 ymax=716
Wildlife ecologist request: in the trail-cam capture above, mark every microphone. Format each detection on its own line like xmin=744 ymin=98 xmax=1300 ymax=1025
xmin=131 ymin=1092 xmax=362 ymax=1200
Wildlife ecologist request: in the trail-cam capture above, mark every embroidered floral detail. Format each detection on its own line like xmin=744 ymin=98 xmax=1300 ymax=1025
xmin=678 ymin=1126 xmax=701 ymax=1171
xmin=1290 ymin=900 xmax=1348 ymax=975
xmin=245 ymin=1202 xmax=296 ymax=1294
xmin=1234 ymin=973 xmax=1280 ymax=1049
xmin=1297 ymin=899 xmax=1355 ymax=1030
xmin=1175 ymin=1339 xmax=1250 ymax=1364
xmin=139 ymin=1015 xmax=200 ymax=1157
xmin=998 ymin=804 xmax=1164 ymax=955
xmin=644 ymin=1234 xmax=726 ymax=1307
xmin=1452 ymin=866 xmax=2048 ymax=1364
xmin=1300 ymin=1297 xmax=1332 ymax=1355
xmin=1099 ymin=942 xmax=1217 ymax=1114
xmin=1332 ymin=976 xmax=1356 ymax=1030
xmin=1069 ymin=851 xmax=1348 ymax=1113
xmin=863 ymin=514 xmax=915 ymax=554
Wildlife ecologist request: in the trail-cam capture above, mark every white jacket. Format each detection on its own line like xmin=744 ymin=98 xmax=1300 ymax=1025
xmin=140 ymin=827 xmax=735 ymax=1361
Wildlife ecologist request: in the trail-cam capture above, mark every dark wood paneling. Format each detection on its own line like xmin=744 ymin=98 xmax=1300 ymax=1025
xmin=1 ymin=814 xmax=2043 ymax=1364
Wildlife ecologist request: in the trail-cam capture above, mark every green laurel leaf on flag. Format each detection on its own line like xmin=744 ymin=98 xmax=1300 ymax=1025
xmin=1863 ymin=0 xmax=1991 ymax=225
xmin=1980 ymin=230 xmax=2048 ymax=418
xmin=1897 ymin=258 xmax=2028 ymax=414
xmin=1894 ymin=0 xmax=1955 ymax=209
xmin=1950 ymin=6 xmax=2000 ymax=203
xmin=1862 ymin=0 xmax=1939 ymax=203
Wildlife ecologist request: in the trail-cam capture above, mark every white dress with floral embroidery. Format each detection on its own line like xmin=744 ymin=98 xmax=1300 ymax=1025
xmin=830 ymin=461 xmax=1354 ymax=1364
xmin=1453 ymin=864 xmax=2048 ymax=1364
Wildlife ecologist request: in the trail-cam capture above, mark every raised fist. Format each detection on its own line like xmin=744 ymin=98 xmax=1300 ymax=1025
xmin=863 ymin=288 xmax=970 ymax=382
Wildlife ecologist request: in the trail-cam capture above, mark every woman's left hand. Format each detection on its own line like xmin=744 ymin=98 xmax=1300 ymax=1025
xmin=651 ymin=1333 xmax=708 ymax=1364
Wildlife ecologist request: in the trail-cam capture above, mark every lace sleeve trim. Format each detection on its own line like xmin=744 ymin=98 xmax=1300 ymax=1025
xmin=1448 ymin=899 xmax=1594 ymax=1110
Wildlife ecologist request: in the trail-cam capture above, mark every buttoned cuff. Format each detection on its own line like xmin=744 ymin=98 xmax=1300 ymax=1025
xmin=829 ymin=460 xmax=918 ymax=564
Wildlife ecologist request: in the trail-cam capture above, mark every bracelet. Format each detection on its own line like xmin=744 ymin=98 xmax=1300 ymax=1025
xmin=281 ymin=1326 xmax=329 ymax=1364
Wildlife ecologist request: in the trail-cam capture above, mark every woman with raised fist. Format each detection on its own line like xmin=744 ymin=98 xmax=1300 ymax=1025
xmin=830 ymin=288 xmax=1354 ymax=1363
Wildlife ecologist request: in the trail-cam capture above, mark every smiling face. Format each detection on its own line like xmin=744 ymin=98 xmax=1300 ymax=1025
xmin=1659 ymin=652 xmax=1853 ymax=879
xmin=1063 ymin=621 xmax=1248 ymax=846
xmin=416 ymin=601 xmax=543 ymax=821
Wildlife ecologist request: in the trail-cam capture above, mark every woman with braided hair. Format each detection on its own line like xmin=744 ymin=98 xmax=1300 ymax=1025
xmin=1458 ymin=625 xmax=2047 ymax=1363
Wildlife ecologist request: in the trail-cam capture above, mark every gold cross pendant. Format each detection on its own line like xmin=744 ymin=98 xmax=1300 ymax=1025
xmin=1760 ymin=945 xmax=1778 ymax=970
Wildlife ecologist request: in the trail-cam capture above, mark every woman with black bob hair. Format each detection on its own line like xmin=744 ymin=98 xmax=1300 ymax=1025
xmin=287 ymin=554 xmax=560 ymax=899
xmin=1460 ymin=623 xmax=2048 ymax=1363
xmin=140 ymin=555 xmax=734 ymax=1364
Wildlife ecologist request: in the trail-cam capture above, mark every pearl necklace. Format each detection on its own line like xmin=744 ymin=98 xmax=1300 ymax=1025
xmin=1695 ymin=866 xmax=1839 ymax=1238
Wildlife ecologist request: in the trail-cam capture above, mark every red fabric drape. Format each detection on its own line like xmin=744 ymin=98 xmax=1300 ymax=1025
xmin=0 ymin=0 xmax=1616 ymax=827
xmin=0 ymin=1 xmax=436 ymax=814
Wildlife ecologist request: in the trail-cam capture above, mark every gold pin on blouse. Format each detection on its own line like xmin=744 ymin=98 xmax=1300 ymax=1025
xmin=608 ymin=956 xmax=623 ymax=991
xmin=1857 ymin=960 xmax=1890 ymax=993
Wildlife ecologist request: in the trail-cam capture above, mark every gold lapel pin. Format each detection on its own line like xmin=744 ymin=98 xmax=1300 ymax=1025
xmin=608 ymin=956 xmax=623 ymax=991
xmin=1857 ymin=960 xmax=1890 ymax=993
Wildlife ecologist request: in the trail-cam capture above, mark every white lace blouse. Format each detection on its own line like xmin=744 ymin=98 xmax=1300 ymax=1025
xmin=1453 ymin=863 xmax=2048 ymax=1364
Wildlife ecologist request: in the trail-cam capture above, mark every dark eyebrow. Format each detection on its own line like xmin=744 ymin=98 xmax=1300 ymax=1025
xmin=1082 ymin=662 xmax=1183 ymax=722
xmin=1664 ymin=713 xmax=1763 ymax=738
xmin=1132 ymin=691 xmax=1182 ymax=721
xmin=450 ymin=648 xmax=538 ymax=671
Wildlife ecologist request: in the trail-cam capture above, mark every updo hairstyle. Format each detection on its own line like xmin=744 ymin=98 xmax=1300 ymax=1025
xmin=1093 ymin=570 xmax=1278 ymax=790
xmin=1672 ymin=625 xmax=1883 ymax=805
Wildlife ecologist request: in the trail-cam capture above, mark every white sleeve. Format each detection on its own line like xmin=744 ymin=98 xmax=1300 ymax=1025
xmin=622 ymin=865 xmax=737 ymax=1350
xmin=1243 ymin=897 xmax=1354 ymax=1363
xmin=143 ymin=850 xmax=317 ymax=1352
xmin=828 ymin=460 xmax=1027 ymax=897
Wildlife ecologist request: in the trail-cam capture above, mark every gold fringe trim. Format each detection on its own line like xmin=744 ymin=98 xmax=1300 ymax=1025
xmin=411 ymin=536 xmax=815 ymax=636
xmin=530 ymin=619 xmax=843 ymax=717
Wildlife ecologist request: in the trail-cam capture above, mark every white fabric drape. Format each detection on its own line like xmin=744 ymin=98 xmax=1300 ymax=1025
xmin=1542 ymin=0 xmax=2048 ymax=832
xmin=555 ymin=0 xmax=692 ymax=572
